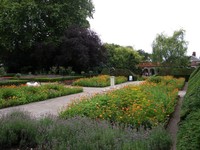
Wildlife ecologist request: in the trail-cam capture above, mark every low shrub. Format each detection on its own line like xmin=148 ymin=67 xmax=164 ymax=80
xmin=0 ymin=111 xmax=37 ymax=149
xmin=0 ymin=84 xmax=83 ymax=108
xmin=72 ymin=75 xmax=127 ymax=87
xmin=147 ymin=76 xmax=162 ymax=83
xmin=0 ymin=111 xmax=172 ymax=150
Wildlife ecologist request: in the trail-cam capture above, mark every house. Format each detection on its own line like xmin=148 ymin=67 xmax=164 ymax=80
xmin=138 ymin=52 xmax=200 ymax=76
xmin=190 ymin=52 xmax=200 ymax=68
xmin=138 ymin=62 xmax=160 ymax=76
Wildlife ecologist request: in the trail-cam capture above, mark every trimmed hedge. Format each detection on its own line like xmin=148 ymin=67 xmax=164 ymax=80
xmin=12 ymin=76 xmax=82 ymax=82
xmin=157 ymin=67 xmax=195 ymax=81
xmin=177 ymin=110 xmax=200 ymax=150
xmin=177 ymin=67 xmax=200 ymax=150
xmin=0 ymin=80 xmax=28 ymax=86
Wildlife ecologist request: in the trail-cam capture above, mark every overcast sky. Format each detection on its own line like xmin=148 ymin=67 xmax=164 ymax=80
xmin=88 ymin=0 xmax=200 ymax=57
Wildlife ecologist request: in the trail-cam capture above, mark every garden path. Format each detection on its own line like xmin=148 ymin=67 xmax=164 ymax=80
xmin=167 ymin=82 xmax=188 ymax=150
xmin=0 ymin=81 xmax=143 ymax=118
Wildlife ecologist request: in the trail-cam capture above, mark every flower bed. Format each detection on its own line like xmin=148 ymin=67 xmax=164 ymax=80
xmin=72 ymin=75 xmax=127 ymax=87
xmin=0 ymin=84 xmax=83 ymax=108
xmin=61 ymin=76 xmax=185 ymax=128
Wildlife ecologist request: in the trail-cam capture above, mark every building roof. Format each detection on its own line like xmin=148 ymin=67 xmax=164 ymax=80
xmin=138 ymin=62 xmax=160 ymax=67
xmin=190 ymin=56 xmax=200 ymax=62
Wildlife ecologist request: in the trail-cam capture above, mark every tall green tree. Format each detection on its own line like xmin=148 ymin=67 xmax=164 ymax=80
xmin=152 ymin=29 xmax=189 ymax=67
xmin=104 ymin=43 xmax=142 ymax=72
xmin=55 ymin=26 xmax=106 ymax=73
xmin=0 ymin=0 xmax=94 ymax=51
xmin=0 ymin=0 xmax=94 ymax=72
xmin=137 ymin=49 xmax=152 ymax=62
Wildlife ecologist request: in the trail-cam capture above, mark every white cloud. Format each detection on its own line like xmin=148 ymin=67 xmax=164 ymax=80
xmin=89 ymin=0 xmax=200 ymax=57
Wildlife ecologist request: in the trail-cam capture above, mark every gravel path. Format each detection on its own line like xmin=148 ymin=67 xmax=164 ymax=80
xmin=0 ymin=81 xmax=143 ymax=118
xmin=167 ymin=82 xmax=188 ymax=150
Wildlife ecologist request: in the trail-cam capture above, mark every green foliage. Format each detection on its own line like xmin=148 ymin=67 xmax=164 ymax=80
xmin=0 ymin=0 xmax=94 ymax=51
xmin=56 ymin=27 xmax=106 ymax=73
xmin=147 ymin=126 xmax=172 ymax=150
xmin=0 ymin=0 xmax=94 ymax=73
xmin=137 ymin=49 xmax=152 ymax=62
xmin=152 ymin=29 xmax=189 ymax=67
xmin=72 ymin=75 xmax=127 ymax=87
xmin=0 ymin=111 xmax=172 ymax=150
xmin=177 ymin=67 xmax=200 ymax=149
xmin=0 ymin=84 xmax=83 ymax=108
xmin=104 ymin=43 xmax=142 ymax=73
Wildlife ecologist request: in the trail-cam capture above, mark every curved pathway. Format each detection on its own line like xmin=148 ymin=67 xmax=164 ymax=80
xmin=0 ymin=81 xmax=143 ymax=118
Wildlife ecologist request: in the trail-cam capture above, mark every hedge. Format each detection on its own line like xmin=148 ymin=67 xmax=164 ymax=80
xmin=0 ymin=80 xmax=28 ymax=86
xmin=12 ymin=76 xmax=82 ymax=82
xmin=177 ymin=67 xmax=200 ymax=150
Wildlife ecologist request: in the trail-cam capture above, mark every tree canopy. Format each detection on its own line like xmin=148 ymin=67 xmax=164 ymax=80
xmin=152 ymin=29 xmax=189 ymax=67
xmin=137 ymin=49 xmax=152 ymax=62
xmin=0 ymin=0 xmax=95 ymax=72
xmin=0 ymin=0 xmax=94 ymax=51
xmin=104 ymin=43 xmax=142 ymax=73
xmin=55 ymin=26 xmax=106 ymax=73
